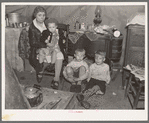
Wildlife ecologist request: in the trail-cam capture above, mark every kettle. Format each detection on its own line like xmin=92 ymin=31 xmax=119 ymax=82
xmin=24 ymin=86 xmax=43 ymax=107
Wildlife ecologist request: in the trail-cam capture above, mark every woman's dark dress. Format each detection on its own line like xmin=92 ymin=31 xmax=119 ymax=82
xmin=28 ymin=22 xmax=47 ymax=73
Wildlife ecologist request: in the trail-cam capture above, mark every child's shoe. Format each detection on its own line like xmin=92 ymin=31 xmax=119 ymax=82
xmin=70 ymin=85 xmax=77 ymax=92
xmin=75 ymin=85 xmax=81 ymax=93
xmin=80 ymin=101 xmax=91 ymax=109
xmin=70 ymin=85 xmax=81 ymax=93
xmin=76 ymin=94 xmax=90 ymax=109
xmin=51 ymin=80 xmax=59 ymax=90
xmin=76 ymin=94 xmax=84 ymax=102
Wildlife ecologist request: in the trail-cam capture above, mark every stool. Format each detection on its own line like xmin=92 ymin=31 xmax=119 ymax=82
xmin=124 ymin=72 xmax=145 ymax=109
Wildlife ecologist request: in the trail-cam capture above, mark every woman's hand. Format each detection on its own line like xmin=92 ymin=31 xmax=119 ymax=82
xmin=73 ymin=77 xmax=80 ymax=82
xmin=67 ymin=77 xmax=75 ymax=83
xmin=45 ymin=39 xmax=49 ymax=44
xmin=47 ymin=43 xmax=54 ymax=48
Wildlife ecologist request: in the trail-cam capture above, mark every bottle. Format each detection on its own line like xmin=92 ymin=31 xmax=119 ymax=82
xmin=5 ymin=17 xmax=6 ymax=27
xmin=81 ymin=23 xmax=86 ymax=31
xmin=5 ymin=14 xmax=9 ymax=27
xmin=75 ymin=21 xmax=80 ymax=30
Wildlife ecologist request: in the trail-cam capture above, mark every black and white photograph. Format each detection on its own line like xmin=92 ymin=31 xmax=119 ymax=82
xmin=1 ymin=1 xmax=148 ymax=121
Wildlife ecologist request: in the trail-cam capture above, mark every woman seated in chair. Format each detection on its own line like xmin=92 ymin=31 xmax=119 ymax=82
xmin=28 ymin=6 xmax=63 ymax=89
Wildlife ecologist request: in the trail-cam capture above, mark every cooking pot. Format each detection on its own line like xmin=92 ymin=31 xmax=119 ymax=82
xmin=8 ymin=13 xmax=20 ymax=25
xmin=24 ymin=86 xmax=43 ymax=107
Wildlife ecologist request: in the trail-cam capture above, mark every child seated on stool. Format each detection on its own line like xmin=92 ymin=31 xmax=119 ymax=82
xmin=63 ymin=48 xmax=89 ymax=93
xmin=77 ymin=50 xmax=111 ymax=102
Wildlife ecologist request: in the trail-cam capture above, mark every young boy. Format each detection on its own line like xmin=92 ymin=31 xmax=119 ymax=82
xmin=77 ymin=50 xmax=111 ymax=102
xmin=63 ymin=48 xmax=89 ymax=93
xmin=37 ymin=18 xmax=63 ymax=71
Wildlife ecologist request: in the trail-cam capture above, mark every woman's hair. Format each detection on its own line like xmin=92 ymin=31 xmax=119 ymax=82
xmin=32 ymin=6 xmax=47 ymax=20
xmin=95 ymin=49 xmax=106 ymax=57
xmin=45 ymin=18 xmax=59 ymax=27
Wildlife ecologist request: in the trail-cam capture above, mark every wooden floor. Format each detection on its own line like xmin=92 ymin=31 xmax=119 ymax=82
xmin=14 ymin=68 xmax=136 ymax=109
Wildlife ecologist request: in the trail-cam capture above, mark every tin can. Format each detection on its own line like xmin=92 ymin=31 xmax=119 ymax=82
xmin=12 ymin=23 xmax=15 ymax=28
xmin=15 ymin=23 xmax=19 ymax=28
xmin=6 ymin=18 xmax=9 ymax=27
xmin=19 ymin=22 xmax=22 ymax=28
xmin=23 ymin=22 xmax=27 ymax=27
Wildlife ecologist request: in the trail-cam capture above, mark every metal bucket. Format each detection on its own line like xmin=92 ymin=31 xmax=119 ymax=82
xmin=8 ymin=13 xmax=20 ymax=25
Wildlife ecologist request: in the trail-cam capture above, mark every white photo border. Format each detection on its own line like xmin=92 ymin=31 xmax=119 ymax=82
xmin=1 ymin=2 xmax=148 ymax=121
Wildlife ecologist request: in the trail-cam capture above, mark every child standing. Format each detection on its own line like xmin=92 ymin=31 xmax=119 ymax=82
xmin=63 ymin=49 xmax=89 ymax=93
xmin=77 ymin=50 xmax=111 ymax=104
xmin=37 ymin=18 xmax=63 ymax=71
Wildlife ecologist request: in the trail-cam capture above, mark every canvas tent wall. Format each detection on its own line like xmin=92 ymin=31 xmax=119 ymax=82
xmin=5 ymin=5 xmax=145 ymax=65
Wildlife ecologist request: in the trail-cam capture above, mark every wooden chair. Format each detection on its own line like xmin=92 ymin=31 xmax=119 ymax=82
xmin=57 ymin=23 xmax=70 ymax=62
xmin=41 ymin=23 xmax=70 ymax=90
xmin=124 ymin=70 xmax=145 ymax=109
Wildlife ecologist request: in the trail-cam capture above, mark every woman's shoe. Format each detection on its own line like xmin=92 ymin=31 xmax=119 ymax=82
xmin=36 ymin=73 xmax=43 ymax=83
xmin=51 ymin=80 xmax=59 ymax=90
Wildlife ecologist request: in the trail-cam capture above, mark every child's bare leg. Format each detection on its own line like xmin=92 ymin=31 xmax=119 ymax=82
xmin=77 ymin=66 xmax=86 ymax=85
xmin=38 ymin=55 xmax=44 ymax=64
xmin=45 ymin=50 xmax=56 ymax=71
xmin=51 ymin=50 xmax=57 ymax=64
xmin=66 ymin=67 xmax=73 ymax=77
xmin=66 ymin=67 xmax=75 ymax=84
xmin=38 ymin=49 xmax=49 ymax=73
xmin=54 ymin=59 xmax=62 ymax=82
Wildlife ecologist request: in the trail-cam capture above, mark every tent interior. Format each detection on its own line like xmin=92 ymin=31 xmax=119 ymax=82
xmin=3 ymin=3 xmax=146 ymax=115
xmin=5 ymin=4 xmax=145 ymax=65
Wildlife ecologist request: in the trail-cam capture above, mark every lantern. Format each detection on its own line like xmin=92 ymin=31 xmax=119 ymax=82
xmin=93 ymin=6 xmax=102 ymax=26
